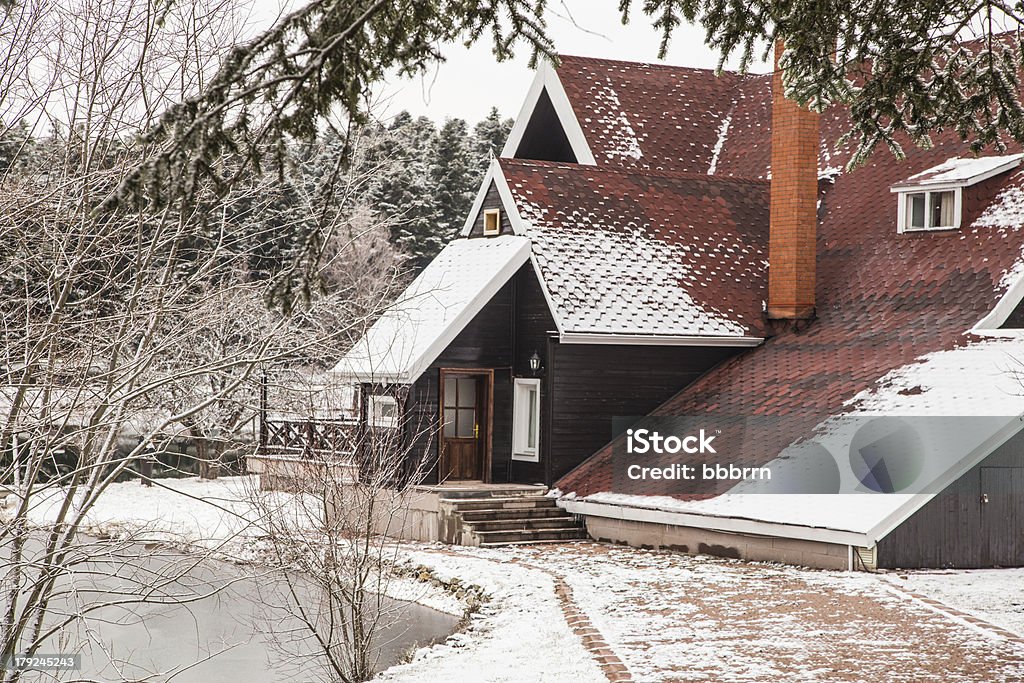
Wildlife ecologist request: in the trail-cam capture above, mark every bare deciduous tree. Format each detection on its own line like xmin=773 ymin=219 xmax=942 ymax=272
xmin=249 ymin=387 xmax=434 ymax=683
xmin=0 ymin=0 xmax=408 ymax=677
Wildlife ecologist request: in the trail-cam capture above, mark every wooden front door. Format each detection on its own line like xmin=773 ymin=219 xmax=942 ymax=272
xmin=440 ymin=370 xmax=492 ymax=481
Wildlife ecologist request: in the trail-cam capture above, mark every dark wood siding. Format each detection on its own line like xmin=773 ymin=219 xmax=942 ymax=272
xmin=468 ymin=182 xmax=514 ymax=237
xmin=1001 ymin=296 xmax=1024 ymax=329
xmin=397 ymin=261 xmax=742 ymax=488
xmin=506 ymin=265 xmax=557 ymax=484
xmin=408 ymin=280 xmax=513 ymax=483
xmin=546 ymin=344 xmax=739 ymax=484
xmin=878 ymin=428 xmax=1024 ymax=568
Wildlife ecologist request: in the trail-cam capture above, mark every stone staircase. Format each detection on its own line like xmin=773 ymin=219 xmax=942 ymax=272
xmin=437 ymin=489 xmax=588 ymax=547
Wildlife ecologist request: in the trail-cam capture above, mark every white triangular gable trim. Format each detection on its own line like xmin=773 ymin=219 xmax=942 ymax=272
xmin=460 ymin=159 xmax=530 ymax=236
xmin=458 ymin=163 xmax=567 ymax=335
xmin=500 ymin=58 xmax=597 ymax=165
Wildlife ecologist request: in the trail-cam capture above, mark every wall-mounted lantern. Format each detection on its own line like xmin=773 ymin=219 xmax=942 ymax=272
xmin=529 ymin=351 xmax=543 ymax=376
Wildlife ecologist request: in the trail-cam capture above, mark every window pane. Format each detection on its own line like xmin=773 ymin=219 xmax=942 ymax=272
xmin=909 ymin=193 xmax=926 ymax=228
xmin=456 ymin=409 xmax=476 ymax=437
xmin=456 ymin=378 xmax=476 ymax=407
xmin=443 ymin=408 xmax=456 ymax=437
xmin=443 ymin=378 xmax=456 ymax=408
xmin=930 ymin=191 xmax=954 ymax=227
xmin=527 ymin=388 xmax=538 ymax=449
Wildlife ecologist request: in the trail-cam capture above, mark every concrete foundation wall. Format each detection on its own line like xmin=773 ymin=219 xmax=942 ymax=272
xmin=365 ymin=488 xmax=445 ymax=543
xmin=585 ymin=515 xmax=851 ymax=570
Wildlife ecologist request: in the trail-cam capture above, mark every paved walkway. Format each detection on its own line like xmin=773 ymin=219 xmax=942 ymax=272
xmin=426 ymin=542 xmax=1024 ymax=683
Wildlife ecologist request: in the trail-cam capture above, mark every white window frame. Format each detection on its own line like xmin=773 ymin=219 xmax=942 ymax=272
xmin=511 ymin=378 xmax=541 ymax=462
xmin=483 ymin=208 xmax=501 ymax=236
xmin=368 ymin=394 xmax=399 ymax=429
xmin=895 ymin=187 xmax=963 ymax=233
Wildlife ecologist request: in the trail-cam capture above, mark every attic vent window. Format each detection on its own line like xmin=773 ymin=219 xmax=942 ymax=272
xmin=483 ymin=208 xmax=501 ymax=236
xmin=891 ymin=153 xmax=1024 ymax=234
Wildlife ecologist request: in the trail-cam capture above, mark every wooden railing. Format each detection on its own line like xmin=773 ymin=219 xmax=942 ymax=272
xmin=259 ymin=418 xmax=360 ymax=460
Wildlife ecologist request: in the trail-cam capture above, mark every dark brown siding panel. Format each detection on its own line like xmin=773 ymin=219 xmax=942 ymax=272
xmin=514 ymin=88 xmax=578 ymax=163
xmin=878 ymin=427 xmax=1024 ymax=568
xmin=415 ymin=281 xmax=514 ymax=483
xmin=506 ymin=265 xmax=557 ymax=484
xmin=407 ymin=374 xmax=440 ymax=484
xmin=468 ymin=182 xmax=514 ymax=237
xmin=547 ymin=344 xmax=738 ymax=483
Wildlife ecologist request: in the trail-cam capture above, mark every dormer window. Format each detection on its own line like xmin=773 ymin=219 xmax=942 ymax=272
xmin=483 ymin=208 xmax=501 ymax=236
xmin=902 ymin=190 xmax=958 ymax=231
xmin=892 ymin=153 xmax=1023 ymax=234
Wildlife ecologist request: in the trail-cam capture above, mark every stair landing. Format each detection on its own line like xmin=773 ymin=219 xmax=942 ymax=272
xmin=435 ymin=487 xmax=588 ymax=547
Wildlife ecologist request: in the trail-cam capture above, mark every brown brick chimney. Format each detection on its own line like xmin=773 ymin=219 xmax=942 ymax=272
xmin=767 ymin=41 xmax=819 ymax=320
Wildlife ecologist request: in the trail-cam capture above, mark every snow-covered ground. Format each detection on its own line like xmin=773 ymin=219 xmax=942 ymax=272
xmin=885 ymin=569 xmax=1024 ymax=637
xmin=9 ymin=475 xmax=1024 ymax=682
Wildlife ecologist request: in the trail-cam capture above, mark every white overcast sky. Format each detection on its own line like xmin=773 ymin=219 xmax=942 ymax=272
xmin=372 ymin=1 xmax=771 ymax=124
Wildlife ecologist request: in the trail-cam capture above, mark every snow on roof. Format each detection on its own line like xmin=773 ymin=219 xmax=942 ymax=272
xmin=890 ymin=153 xmax=1024 ymax=190
xmin=500 ymin=159 xmax=769 ymax=338
xmin=554 ymin=56 xmax=760 ymax=175
xmin=331 ymin=235 xmax=531 ymax=384
xmin=574 ymin=334 xmax=1024 ymax=542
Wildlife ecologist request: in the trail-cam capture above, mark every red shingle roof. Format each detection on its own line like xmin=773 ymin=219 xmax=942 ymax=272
xmin=554 ymin=84 xmax=1024 ymax=498
xmin=554 ymin=55 xmax=858 ymax=180
xmin=556 ymin=56 xmax=762 ymax=175
xmin=500 ymin=158 xmax=770 ymax=338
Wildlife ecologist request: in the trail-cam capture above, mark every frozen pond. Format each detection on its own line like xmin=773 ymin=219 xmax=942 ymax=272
xmin=23 ymin=539 xmax=459 ymax=682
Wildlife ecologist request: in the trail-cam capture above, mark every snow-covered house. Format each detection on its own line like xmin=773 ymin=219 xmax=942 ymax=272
xmin=333 ymin=51 xmax=1024 ymax=568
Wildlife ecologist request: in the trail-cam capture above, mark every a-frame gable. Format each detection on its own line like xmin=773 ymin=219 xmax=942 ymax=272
xmin=513 ymin=88 xmax=577 ymax=163
xmin=466 ymin=180 xmax=515 ymax=237
xmin=501 ymin=59 xmax=596 ymax=165
xmin=460 ymin=159 xmax=529 ymax=237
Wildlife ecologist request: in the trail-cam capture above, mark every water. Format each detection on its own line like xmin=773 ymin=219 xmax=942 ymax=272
xmin=18 ymin=540 xmax=459 ymax=682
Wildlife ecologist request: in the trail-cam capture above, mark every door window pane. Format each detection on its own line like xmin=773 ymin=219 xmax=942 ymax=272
xmin=456 ymin=409 xmax=476 ymax=437
xmin=456 ymin=378 xmax=476 ymax=407
xmin=443 ymin=378 xmax=456 ymax=408
xmin=443 ymin=408 xmax=456 ymax=437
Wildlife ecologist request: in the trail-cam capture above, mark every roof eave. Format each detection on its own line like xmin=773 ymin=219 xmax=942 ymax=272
xmin=559 ymin=332 xmax=764 ymax=347
xmin=560 ymin=498 xmax=873 ymax=547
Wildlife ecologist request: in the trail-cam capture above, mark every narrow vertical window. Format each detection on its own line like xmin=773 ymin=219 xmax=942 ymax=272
xmin=930 ymin=191 xmax=955 ymax=228
xmin=512 ymin=378 xmax=541 ymax=461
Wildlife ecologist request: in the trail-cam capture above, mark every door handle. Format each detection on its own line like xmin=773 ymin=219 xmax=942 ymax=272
xmin=474 ymin=424 xmax=479 ymax=438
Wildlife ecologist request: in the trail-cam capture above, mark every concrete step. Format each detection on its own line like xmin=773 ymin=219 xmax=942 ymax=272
xmin=468 ymin=517 xmax=581 ymax=532
xmin=446 ymin=496 xmax=558 ymax=512
xmin=433 ymin=486 xmax=547 ymax=500
xmin=471 ymin=527 xmax=588 ymax=544
xmin=459 ymin=506 xmax=569 ymax=522
xmin=479 ymin=538 xmax=589 ymax=548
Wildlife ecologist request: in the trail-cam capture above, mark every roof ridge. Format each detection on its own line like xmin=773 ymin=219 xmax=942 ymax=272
xmin=555 ymin=53 xmax=769 ymax=80
xmin=497 ymin=157 xmax=769 ymax=185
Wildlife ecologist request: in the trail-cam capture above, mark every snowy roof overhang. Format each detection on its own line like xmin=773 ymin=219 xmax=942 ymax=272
xmin=330 ymin=235 xmax=531 ymax=384
xmin=890 ymin=153 xmax=1024 ymax=192
xmin=568 ymin=333 xmax=1024 ymax=547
